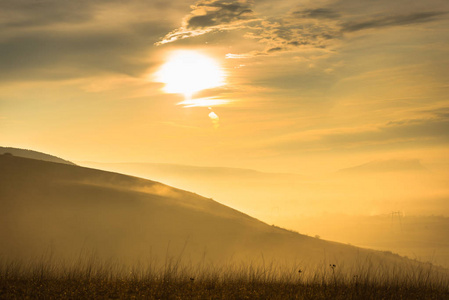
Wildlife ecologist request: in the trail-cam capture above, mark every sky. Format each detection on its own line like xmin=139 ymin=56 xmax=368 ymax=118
xmin=1 ymin=0 xmax=449 ymax=175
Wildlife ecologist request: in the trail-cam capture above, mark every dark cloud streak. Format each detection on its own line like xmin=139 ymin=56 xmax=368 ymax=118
xmin=0 ymin=23 xmax=169 ymax=81
xmin=293 ymin=8 xmax=341 ymax=20
xmin=270 ymin=109 xmax=449 ymax=154
xmin=342 ymin=11 xmax=448 ymax=32
xmin=0 ymin=0 xmax=97 ymax=29
xmin=1 ymin=0 xmax=178 ymax=30
xmin=159 ymin=0 xmax=448 ymax=57
xmin=186 ymin=0 xmax=254 ymax=29
xmin=0 ymin=0 xmax=181 ymax=81
xmin=157 ymin=0 xmax=256 ymax=44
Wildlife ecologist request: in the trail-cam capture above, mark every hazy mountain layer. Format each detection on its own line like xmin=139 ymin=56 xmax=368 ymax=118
xmin=337 ymin=159 xmax=427 ymax=173
xmin=0 ymin=154 xmax=432 ymax=270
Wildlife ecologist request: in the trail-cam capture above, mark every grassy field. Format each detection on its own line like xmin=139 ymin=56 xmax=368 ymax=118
xmin=1 ymin=256 xmax=448 ymax=299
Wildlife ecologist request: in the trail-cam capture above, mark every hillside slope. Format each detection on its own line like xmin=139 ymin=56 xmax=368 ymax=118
xmin=0 ymin=154 xmax=427 ymax=269
xmin=0 ymin=146 xmax=75 ymax=165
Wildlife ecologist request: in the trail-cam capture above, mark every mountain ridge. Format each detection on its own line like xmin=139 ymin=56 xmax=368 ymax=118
xmin=0 ymin=146 xmax=75 ymax=165
xmin=0 ymin=154 xmax=440 ymax=272
xmin=337 ymin=159 xmax=427 ymax=174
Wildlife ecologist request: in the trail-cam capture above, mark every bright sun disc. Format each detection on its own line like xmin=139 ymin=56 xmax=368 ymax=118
xmin=156 ymin=51 xmax=225 ymax=98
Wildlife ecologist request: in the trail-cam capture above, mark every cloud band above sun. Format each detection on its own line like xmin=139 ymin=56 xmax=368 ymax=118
xmin=156 ymin=0 xmax=448 ymax=58
xmin=156 ymin=0 xmax=256 ymax=46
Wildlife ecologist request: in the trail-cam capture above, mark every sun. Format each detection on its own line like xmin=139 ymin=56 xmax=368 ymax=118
xmin=155 ymin=50 xmax=225 ymax=99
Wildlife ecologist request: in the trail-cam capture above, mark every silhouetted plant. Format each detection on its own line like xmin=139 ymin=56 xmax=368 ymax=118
xmin=330 ymin=264 xmax=337 ymax=286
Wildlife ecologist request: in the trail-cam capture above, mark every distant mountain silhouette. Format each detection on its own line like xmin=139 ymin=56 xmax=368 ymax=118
xmin=338 ymin=159 xmax=427 ymax=174
xmin=78 ymin=161 xmax=302 ymax=180
xmin=0 ymin=146 xmax=75 ymax=165
xmin=0 ymin=155 xmax=432 ymax=270
xmin=77 ymin=161 xmax=306 ymax=218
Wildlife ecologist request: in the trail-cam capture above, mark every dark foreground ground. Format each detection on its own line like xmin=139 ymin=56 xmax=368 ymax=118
xmin=2 ymin=263 xmax=448 ymax=300
xmin=2 ymin=278 xmax=448 ymax=299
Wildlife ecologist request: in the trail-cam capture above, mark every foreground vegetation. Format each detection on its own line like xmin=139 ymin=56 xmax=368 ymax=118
xmin=1 ymin=256 xmax=448 ymax=299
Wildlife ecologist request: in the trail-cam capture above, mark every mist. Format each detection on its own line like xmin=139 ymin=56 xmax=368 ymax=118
xmin=79 ymin=159 xmax=449 ymax=268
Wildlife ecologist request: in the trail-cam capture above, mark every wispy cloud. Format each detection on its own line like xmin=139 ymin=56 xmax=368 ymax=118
xmin=186 ymin=0 xmax=255 ymax=28
xmin=156 ymin=0 xmax=256 ymax=45
xmin=178 ymin=98 xmax=229 ymax=107
xmin=342 ymin=11 xmax=448 ymax=32
xmin=292 ymin=8 xmax=341 ymax=20
xmin=422 ymin=107 xmax=449 ymax=119
xmin=268 ymin=108 xmax=449 ymax=153
xmin=0 ymin=1 xmax=176 ymax=81
xmin=0 ymin=0 xmax=95 ymax=28
xmin=237 ymin=16 xmax=340 ymax=56
xmin=158 ymin=0 xmax=448 ymax=57
xmin=158 ymin=2 xmax=340 ymax=54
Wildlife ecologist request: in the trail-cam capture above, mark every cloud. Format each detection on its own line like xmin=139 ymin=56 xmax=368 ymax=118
xmin=0 ymin=1 xmax=176 ymax=81
xmin=0 ymin=29 xmax=163 ymax=81
xmin=3 ymin=0 xmax=447 ymax=83
xmin=187 ymin=0 xmax=254 ymax=29
xmin=231 ymin=8 xmax=447 ymax=56
xmin=156 ymin=0 xmax=256 ymax=45
xmin=0 ymin=0 xmax=95 ymax=29
xmin=178 ymin=98 xmax=229 ymax=107
xmin=322 ymin=116 xmax=449 ymax=148
xmin=422 ymin=107 xmax=449 ymax=119
xmin=237 ymin=16 xmax=340 ymax=56
xmin=292 ymin=8 xmax=341 ymax=20
xmin=158 ymin=0 xmax=448 ymax=58
xmin=158 ymin=2 xmax=341 ymax=53
xmin=342 ymin=11 xmax=448 ymax=32
xmin=0 ymin=0 xmax=179 ymax=30
xmin=270 ymin=108 xmax=449 ymax=153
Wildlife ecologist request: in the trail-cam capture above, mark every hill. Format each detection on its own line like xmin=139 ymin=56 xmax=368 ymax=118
xmin=337 ymin=159 xmax=427 ymax=174
xmin=0 ymin=154 xmax=435 ymax=270
xmin=0 ymin=146 xmax=75 ymax=165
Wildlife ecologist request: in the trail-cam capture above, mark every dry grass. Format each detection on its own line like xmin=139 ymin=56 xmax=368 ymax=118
xmin=1 ymin=254 xmax=448 ymax=299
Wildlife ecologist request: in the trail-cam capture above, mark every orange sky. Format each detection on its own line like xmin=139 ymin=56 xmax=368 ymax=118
xmin=1 ymin=0 xmax=449 ymax=176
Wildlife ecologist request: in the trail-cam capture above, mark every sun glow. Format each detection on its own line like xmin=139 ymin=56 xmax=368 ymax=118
xmin=156 ymin=50 xmax=225 ymax=100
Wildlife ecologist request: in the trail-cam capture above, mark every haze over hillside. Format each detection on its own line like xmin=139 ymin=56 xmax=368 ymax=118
xmin=78 ymin=161 xmax=304 ymax=217
xmin=80 ymin=159 xmax=449 ymax=219
xmin=79 ymin=159 xmax=449 ymax=268
xmin=0 ymin=154 xmax=428 ymax=271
